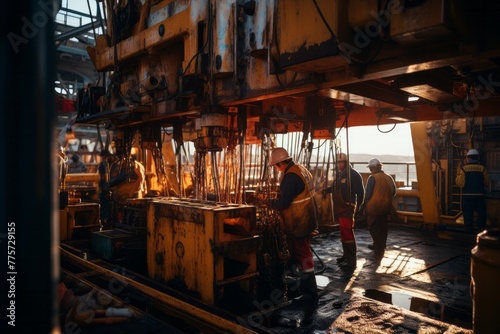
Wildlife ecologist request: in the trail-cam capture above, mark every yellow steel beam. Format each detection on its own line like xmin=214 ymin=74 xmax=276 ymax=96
xmin=88 ymin=6 xmax=196 ymax=72
xmin=410 ymin=122 xmax=440 ymax=223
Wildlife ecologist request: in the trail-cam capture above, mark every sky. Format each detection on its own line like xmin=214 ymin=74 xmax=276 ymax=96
xmin=337 ymin=123 xmax=415 ymax=157
xmin=57 ymin=0 xmax=101 ymax=27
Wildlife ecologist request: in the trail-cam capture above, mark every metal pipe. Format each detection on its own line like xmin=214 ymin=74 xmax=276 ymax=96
xmin=239 ymin=142 xmax=244 ymax=203
xmin=176 ymin=143 xmax=183 ymax=197
xmin=211 ymin=152 xmax=220 ymax=201
xmin=64 ymin=173 xmax=100 ymax=183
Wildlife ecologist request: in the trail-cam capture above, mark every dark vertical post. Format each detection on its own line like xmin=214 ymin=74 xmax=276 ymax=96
xmin=2 ymin=1 xmax=58 ymax=332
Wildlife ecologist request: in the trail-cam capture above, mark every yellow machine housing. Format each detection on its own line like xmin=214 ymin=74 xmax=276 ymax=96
xmin=64 ymin=203 xmax=101 ymax=241
xmin=147 ymin=198 xmax=260 ymax=305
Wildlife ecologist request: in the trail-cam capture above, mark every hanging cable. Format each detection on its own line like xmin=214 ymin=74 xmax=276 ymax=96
xmin=311 ymin=245 xmax=326 ymax=275
xmin=376 ymin=109 xmax=397 ymax=133
xmin=345 ymin=113 xmax=352 ymax=204
xmin=96 ymin=124 xmax=104 ymax=151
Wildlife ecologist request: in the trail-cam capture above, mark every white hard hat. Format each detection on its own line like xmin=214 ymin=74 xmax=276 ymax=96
xmin=467 ymin=149 xmax=479 ymax=156
xmin=367 ymin=158 xmax=382 ymax=168
xmin=269 ymin=148 xmax=292 ymax=166
xmin=337 ymin=152 xmax=348 ymax=162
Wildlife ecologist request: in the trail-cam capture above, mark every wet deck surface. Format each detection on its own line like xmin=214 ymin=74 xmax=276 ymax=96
xmin=267 ymin=223 xmax=476 ymax=333
xmin=61 ymin=223 xmax=477 ymax=333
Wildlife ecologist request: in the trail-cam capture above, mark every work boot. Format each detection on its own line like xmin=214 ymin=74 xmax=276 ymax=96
xmin=292 ymin=272 xmax=318 ymax=306
xmin=336 ymin=243 xmax=347 ymax=263
xmin=339 ymin=242 xmax=357 ymax=268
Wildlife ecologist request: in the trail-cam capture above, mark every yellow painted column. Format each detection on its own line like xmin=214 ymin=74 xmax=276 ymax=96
xmin=410 ymin=122 xmax=440 ymax=223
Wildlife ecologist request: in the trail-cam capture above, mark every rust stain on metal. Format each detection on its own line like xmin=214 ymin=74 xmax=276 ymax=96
xmin=279 ymin=38 xmax=339 ymax=69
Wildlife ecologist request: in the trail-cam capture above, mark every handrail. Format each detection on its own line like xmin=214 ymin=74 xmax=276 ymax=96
xmin=350 ymin=161 xmax=416 ymax=187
